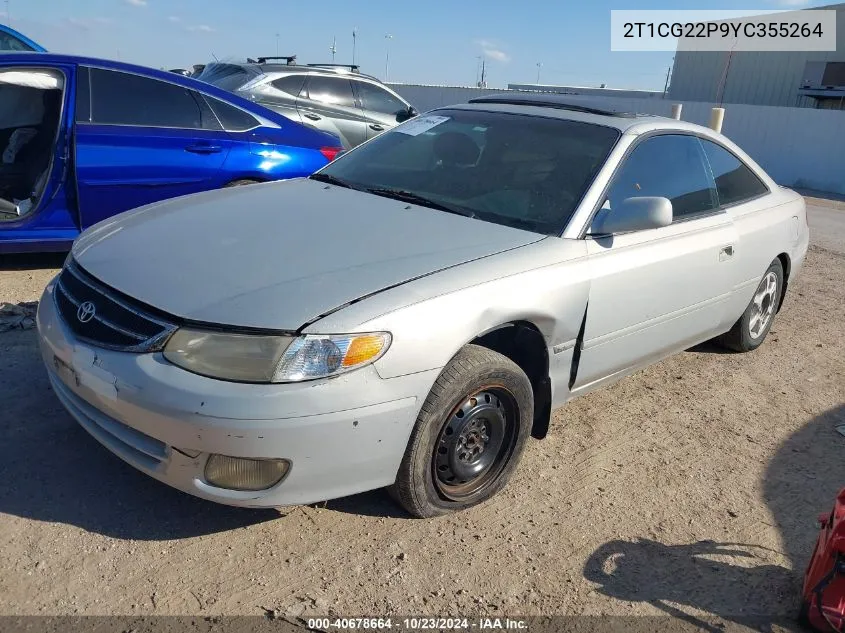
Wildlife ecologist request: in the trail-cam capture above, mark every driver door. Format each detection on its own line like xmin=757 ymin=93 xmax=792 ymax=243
xmin=572 ymin=133 xmax=741 ymax=393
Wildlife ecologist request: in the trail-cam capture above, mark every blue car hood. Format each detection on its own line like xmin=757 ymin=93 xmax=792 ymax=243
xmin=71 ymin=178 xmax=544 ymax=329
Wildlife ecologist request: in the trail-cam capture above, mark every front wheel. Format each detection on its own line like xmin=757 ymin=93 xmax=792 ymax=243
xmin=719 ymin=258 xmax=783 ymax=352
xmin=389 ymin=345 xmax=534 ymax=518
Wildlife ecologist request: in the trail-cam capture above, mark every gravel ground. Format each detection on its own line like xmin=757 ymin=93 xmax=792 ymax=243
xmin=0 ymin=233 xmax=843 ymax=629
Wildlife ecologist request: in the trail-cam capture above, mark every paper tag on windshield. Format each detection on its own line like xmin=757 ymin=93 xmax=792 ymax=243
xmin=395 ymin=115 xmax=449 ymax=136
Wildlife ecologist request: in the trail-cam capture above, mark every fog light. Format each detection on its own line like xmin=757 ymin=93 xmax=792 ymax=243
xmin=204 ymin=454 xmax=290 ymax=491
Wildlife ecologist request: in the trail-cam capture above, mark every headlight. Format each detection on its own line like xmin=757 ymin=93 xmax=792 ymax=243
xmin=163 ymin=328 xmax=390 ymax=383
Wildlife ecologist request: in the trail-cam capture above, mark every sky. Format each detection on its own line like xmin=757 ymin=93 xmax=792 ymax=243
xmin=0 ymin=0 xmax=835 ymax=90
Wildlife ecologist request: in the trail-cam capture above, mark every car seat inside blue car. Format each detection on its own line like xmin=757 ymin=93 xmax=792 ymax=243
xmin=0 ymin=69 xmax=64 ymax=220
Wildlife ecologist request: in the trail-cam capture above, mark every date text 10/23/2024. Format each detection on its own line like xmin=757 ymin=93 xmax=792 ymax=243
xmin=306 ymin=618 xmax=529 ymax=631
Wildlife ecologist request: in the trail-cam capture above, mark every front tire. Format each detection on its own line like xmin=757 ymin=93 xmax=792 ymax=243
xmin=389 ymin=345 xmax=534 ymax=518
xmin=719 ymin=258 xmax=783 ymax=352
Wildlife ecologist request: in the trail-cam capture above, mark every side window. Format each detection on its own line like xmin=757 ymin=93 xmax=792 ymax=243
xmin=699 ymin=139 xmax=769 ymax=206
xmin=355 ymin=81 xmax=407 ymax=118
xmin=271 ymin=75 xmax=306 ymax=97
xmin=90 ymin=68 xmax=205 ymax=129
xmin=203 ymin=95 xmax=260 ymax=132
xmin=606 ymin=134 xmax=717 ymax=220
xmin=304 ymin=76 xmax=355 ymax=108
xmin=75 ymin=66 xmax=91 ymax=122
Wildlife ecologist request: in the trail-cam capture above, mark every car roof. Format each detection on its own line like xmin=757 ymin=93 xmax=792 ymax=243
xmin=450 ymin=93 xmax=716 ymax=136
xmin=249 ymin=62 xmax=383 ymax=84
xmin=0 ymin=51 xmax=292 ymax=126
xmin=0 ymin=24 xmax=46 ymax=52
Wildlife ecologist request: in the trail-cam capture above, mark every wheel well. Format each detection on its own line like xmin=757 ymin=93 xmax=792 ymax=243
xmin=776 ymin=252 xmax=791 ymax=312
xmin=470 ymin=322 xmax=551 ymax=440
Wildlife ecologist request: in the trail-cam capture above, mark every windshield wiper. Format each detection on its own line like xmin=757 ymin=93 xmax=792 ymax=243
xmin=309 ymin=173 xmax=363 ymax=190
xmin=365 ymin=188 xmax=476 ymax=219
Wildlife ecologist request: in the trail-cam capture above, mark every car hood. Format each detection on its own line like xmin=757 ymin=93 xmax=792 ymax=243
xmin=72 ymin=179 xmax=545 ymax=330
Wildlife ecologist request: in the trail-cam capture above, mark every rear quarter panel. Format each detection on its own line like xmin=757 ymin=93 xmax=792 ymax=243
xmin=725 ymin=186 xmax=808 ymax=317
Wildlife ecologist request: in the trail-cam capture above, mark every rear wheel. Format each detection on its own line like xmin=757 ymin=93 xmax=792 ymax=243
xmin=719 ymin=258 xmax=783 ymax=352
xmin=389 ymin=345 xmax=533 ymax=518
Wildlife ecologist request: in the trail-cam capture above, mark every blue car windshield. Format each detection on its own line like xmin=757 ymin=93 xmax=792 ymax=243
xmin=315 ymin=108 xmax=620 ymax=235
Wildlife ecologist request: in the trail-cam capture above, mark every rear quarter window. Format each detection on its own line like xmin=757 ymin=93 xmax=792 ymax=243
xmin=699 ymin=138 xmax=769 ymax=207
xmin=204 ymin=95 xmax=260 ymax=132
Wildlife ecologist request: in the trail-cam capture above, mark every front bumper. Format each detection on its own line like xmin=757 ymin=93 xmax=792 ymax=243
xmin=37 ymin=279 xmax=439 ymax=507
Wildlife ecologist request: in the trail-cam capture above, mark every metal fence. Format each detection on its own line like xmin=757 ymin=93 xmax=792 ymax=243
xmin=387 ymin=83 xmax=845 ymax=196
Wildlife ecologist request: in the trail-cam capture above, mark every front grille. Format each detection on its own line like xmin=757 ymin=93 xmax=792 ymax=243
xmin=54 ymin=261 xmax=177 ymax=352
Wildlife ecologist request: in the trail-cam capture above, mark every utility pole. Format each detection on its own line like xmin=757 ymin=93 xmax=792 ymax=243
xmin=352 ymin=28 xmax=357 ymax=66
xmin=384 ymin=34 xmax=393 ymax=82
xmin=662 ymin=56 xmax=673 ymax=98
xmin=475 ymin=55 xmax=482 ymax=86
xmin=330 ymin=36 xmax=337 ymax=62
xmin=4 ymin=0 xmax=10 ymax=25
xmin=275 ymin=32 xmax=280 ymax=56
xmin=480 ymin=59 xmax=486 ymax=88
xmin=536 ymin=62 xmax=542 ymax=85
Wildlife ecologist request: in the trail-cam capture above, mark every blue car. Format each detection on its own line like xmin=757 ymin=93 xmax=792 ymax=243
xmin=0 ymin=24 xmax=45 ymax=52
xmin=0 ymin=53 xmax=343 ymax=253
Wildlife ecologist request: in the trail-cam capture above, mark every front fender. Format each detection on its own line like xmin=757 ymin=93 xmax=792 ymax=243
xmin=306 ymin=238 xmax=591 ymax=402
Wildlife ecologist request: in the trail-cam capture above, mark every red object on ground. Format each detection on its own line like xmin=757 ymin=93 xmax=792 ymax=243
xmin=803 ymin=488 xmax=845 ymax=632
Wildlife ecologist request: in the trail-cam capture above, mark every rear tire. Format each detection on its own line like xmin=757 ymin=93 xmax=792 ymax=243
xmin=719 ymin=258 xmax=783 ymax=352
xmin=389 ymin=344 xmax=533 ymax=518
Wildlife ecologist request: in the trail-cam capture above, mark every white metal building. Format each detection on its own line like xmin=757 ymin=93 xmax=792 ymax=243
xmin=668 ymin=3 xmax=845 ymax=109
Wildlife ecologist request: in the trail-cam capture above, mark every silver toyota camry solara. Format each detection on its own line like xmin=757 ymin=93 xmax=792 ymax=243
xmin=37 ymin=94 xmax=809 ymax=518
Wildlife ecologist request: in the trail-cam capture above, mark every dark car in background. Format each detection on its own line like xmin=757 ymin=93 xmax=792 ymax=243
xmin=196 ymin=57 xmax=417 ymax=149
xmin=0 ymin=53 xmax=342 ymax=253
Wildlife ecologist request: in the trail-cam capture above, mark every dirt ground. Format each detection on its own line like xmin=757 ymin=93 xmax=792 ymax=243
xmin=0 ymin=237 xmax=843 ymax=629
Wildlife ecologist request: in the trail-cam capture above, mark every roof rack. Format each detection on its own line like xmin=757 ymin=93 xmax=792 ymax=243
xmin=249 ymin=55 xmax=297 ymax=65
xmin=467 ymin=95 xmax=635 ymax=118
xmin=306 ymin=63 xmax=360 ymax=73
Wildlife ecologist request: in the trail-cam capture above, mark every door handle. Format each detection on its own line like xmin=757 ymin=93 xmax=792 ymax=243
xmin=185 ymin=144 xmax=222 ymax=154
xmin=304 ymin=113 xmax=321 ymax=121
xmin=719 ymin=245 xmax=734 ymax=261
xmin=369 ymin=124 xmax=384 ymax=131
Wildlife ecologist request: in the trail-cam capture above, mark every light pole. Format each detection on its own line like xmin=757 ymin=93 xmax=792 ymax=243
xmin=384 ymin=34 xmax=393 ymax=82
xmin=352 ymin=28 xmax=357 ymax=66
xmin=275 ymin=32 xmax=280 ymax=56
xmin=4 ymin=0 xmax=10 ymax=25
xmin=330 ymin=36 xmax=337 ymax=62
xmin=476 ymin=55 xmax=482 ymax=86
xmin=536 ymin=62 xmax=543 ymax=85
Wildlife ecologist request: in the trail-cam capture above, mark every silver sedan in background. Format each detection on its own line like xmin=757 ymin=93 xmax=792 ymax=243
xmin=37 ymin=94 xmax=809 ymax=518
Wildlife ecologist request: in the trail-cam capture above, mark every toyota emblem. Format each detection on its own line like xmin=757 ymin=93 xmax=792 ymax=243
xmin=76 ymin=301 xmax=96 ymax=323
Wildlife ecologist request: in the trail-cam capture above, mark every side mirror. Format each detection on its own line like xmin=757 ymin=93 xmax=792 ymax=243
xmin=397 ymin=106 xmax=418 ymax=123
xmin=590 ymin=196 xmax=673 ymax=235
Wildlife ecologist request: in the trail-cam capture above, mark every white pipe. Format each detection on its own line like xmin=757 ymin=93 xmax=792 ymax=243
xmin=709 ymin=107 xmax=725 ymax=133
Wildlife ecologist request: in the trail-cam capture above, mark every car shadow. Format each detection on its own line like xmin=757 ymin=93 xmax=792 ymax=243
xmin=583 ymin=404 xmax=845 ymax=630
xmin=0 ymin=251 xmax=66 ymax=271
xmin=686 ymin=340 xmax=734 ymax=355
xmin=0 ymin=329 xmax=406 ymax=539
xmin=324 ymin=490 xmax=410 ymax=519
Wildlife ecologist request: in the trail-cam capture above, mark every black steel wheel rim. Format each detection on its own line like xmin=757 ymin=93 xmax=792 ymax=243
xmin=432 ymin=387 xmax=519 ymax=501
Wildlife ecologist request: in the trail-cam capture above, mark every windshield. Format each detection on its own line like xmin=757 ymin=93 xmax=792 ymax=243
xmin=316 ymin=108 xmax=619 ymax=235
